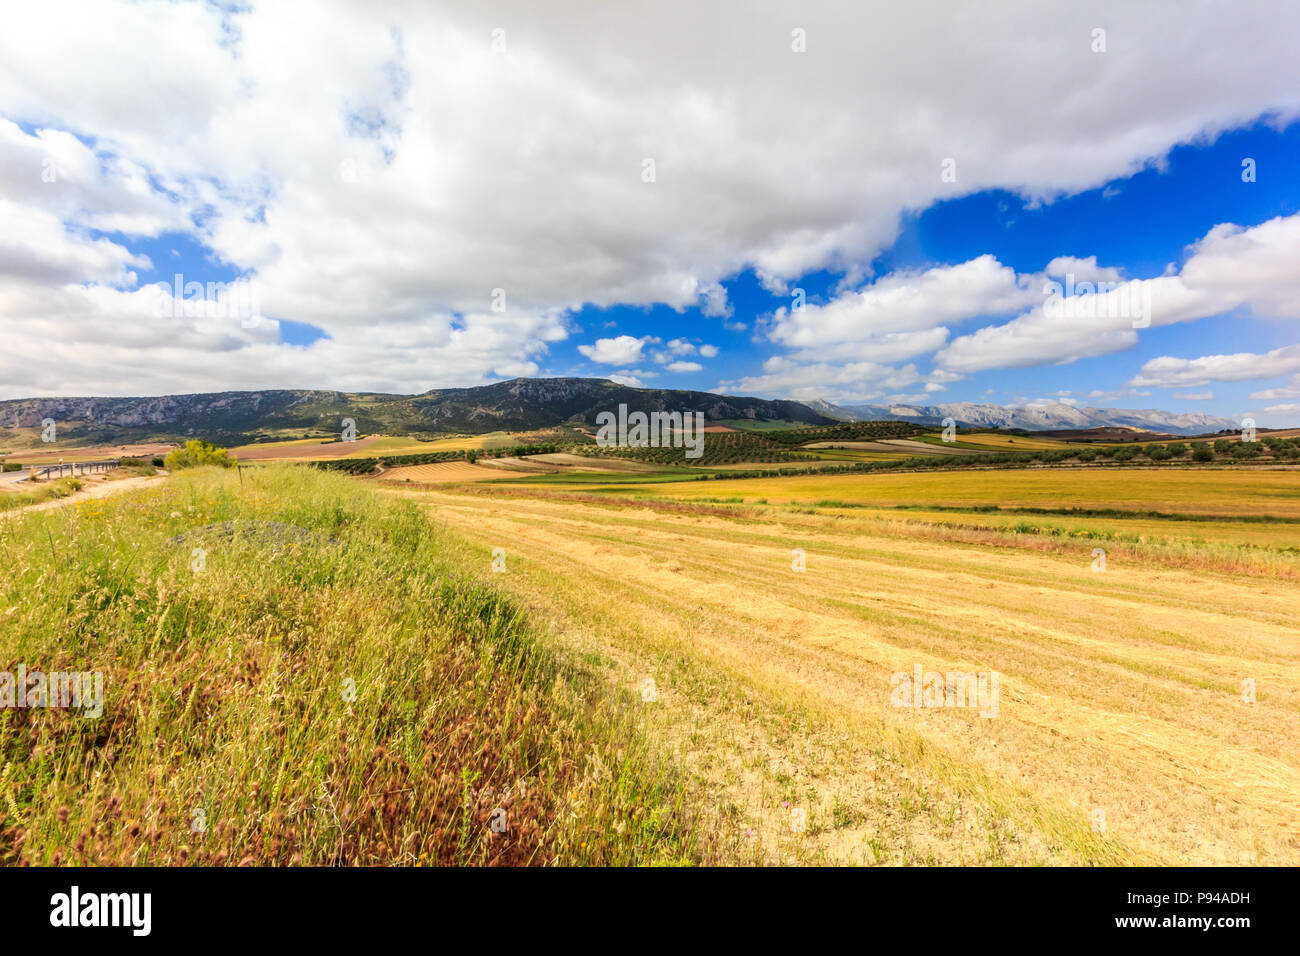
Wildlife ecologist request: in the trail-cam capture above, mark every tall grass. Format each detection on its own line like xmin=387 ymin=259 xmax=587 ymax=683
xmin=0 ymin=466 xmax=706 ymax=865
xmin=0 ymin=476 xmax=83 ymax=513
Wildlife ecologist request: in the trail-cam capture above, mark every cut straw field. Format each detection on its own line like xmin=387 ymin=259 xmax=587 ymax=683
xmin=387 ymin=467 xmax=1300 ymax=865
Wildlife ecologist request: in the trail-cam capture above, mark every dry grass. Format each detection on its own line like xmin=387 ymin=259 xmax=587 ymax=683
xmin=610 ymin=467 xmax=1300 ymax=518
xmin=386 ymin=476 xmax=1300 ymax=865
xmin=0 ymin=467 xmax=711 ymax=866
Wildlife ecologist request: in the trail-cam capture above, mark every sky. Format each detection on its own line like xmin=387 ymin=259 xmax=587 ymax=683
xmin=1 ymin=1 xmax=1299 ymax=425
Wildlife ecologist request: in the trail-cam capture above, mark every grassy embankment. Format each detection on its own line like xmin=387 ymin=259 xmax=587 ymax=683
xmin=0 ymin=466 xmax=710 ymax=865
xmin=0 ymin=478 xmax=84 ymax=513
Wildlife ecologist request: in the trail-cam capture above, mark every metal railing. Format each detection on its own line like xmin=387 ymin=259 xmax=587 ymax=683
xmin=30 ymin=459 xmax=121 ymax=480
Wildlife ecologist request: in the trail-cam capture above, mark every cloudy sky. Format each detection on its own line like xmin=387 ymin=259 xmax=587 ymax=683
xmin=2 ymin=1 xmax=1299 ymax=423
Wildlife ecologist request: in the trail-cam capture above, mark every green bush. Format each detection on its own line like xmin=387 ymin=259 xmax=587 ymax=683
xmin=163 ymin=439 xmax=237 ymax=471
xmin=1 ymin=462 xmax=21 ymax=472
xmin=1145 ymin=444 xmax=1172 ymax=461
xmin=1191 ymin=443 xmax=1214 ymax=462
xmin=1214 ymin=438 xmax=1233 ymax=454
xmin=1113 ymin=446 xmax=1137 ymax=462
xmin=1165 ymin=442 xmax=1187 ymax=457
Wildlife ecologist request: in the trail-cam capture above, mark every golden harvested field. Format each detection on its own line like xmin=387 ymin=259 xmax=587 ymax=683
xmin=227 ymin=433 xmax=522 ymax=460
xmin=231 ymin=436 xmax=382 ymax=460
xmin=605 ymin=467 xmax=1300 ymax=518
xmin=950 ymin=433 xmax=1080 ymax=450
xmin=0 ymin=442 xmax=175 ymax=465
xmin=385 ymin=466 xmax=1300 ymax=865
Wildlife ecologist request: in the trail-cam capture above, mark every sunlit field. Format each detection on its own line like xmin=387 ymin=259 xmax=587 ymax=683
xmin=0 ymin=468 xmax=711 ymax=866
xmin=598 ymin=467 xmax=1300 ymax=518
xmin=375 ymin=464 xmax=1300 ymax=865
xmin=4 ymin=457 xmax=1297 ymax=867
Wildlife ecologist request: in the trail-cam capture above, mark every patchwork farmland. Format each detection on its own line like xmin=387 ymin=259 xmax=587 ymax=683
xmin=2 ymin=422 xmax=1297 ymax=869
xmin=379 ymin=462 xmax=1300 ymax=865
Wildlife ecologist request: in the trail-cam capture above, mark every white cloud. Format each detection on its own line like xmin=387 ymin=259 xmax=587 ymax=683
xmin=1173 ymin=390 xmax=1215 ymax=400
xmin=578 ymin=335 xmax=650 ymax=365
xmin=718 ymin=357 xmax=922 ymax=404
xmin=1044 ymin=255 xmax=1125 ymax=284
xmin=767 ymin=256 xmax=1038 ymax=354
xmin=941 ymin=214 xmax=1300 ymax=374
xmin=2 ymin=1 xmax=1300 ymax=395
xmin=664 ymin=360 xmax=703 ymax=373
xmin=1249 ymin=377 xmax=1300 ymax=401
xmin=1129 ymin=343 xmax=1300 ymax=388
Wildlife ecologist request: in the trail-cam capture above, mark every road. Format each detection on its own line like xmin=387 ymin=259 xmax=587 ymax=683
xmin=0 ymin=473 xmax=166 ymax=519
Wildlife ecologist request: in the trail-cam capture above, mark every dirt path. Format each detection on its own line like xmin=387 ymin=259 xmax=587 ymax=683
xmin=384 ymin=484 xmax=1300 ymax=866
xmin=0 ymin=473 xmax=166 ymax=519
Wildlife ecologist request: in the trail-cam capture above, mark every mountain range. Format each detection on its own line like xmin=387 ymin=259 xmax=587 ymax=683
xmin=0 ymin=378 xmax=1242 ymax=445
xmin=0 ymin=378 xmax=830 ymax=445
xmin=804 ymin=399 xmax=1239 ymax=436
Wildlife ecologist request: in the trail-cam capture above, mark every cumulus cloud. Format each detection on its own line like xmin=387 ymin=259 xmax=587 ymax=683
xmin=718 ymin=357 xmax=922 ymax=404
xmin=2 ymin=1 xmax=1300 ymax=396
xmin=578 ymin=335 xmax=651 ymax=365
xmin=1130 ymin=344 xmax=1300 ymax=389
xmin=940 ymin=213 xmax=1300 ymax=374
xmin=1249 ymin=377 xmax=1300 ymax=401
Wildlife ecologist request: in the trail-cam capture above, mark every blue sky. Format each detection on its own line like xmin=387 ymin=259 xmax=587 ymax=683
xmin=2 ymin=1 xmax=1299 ymax=424
xmin=102 ymin=118 xmax=1299 ymax=421
xmin=539 ymin=119 xmax=1300 ymax=420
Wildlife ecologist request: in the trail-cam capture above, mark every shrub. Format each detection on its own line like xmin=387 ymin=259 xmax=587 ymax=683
xmin=1191 ymin=442 xmax=1214 ymax=462
xmin=1112 ymin=446 xmax=1137 ymax=462
xmin=1145 ymin=444 xmax=1172 ymax=461
xmin=1214 ymin=438 xmax=1233 ymax=454
xmin=1165 ymin=442 xmax=1187 ymax=457
xmin=151 ymin=457 xmax=165 ymax=468
xmin=1230 ymin=441 xmax=1262 ymax=459
xmin=1076 ymin=449 xmax=1096 ymax=462
xmin=1 ymin=462 xmax=21 ymax=472
xmin=163 ymin=439 xmax=237 ymax=471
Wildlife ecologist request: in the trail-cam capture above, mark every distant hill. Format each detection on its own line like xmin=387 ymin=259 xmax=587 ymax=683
xmin=0 ymin=378 xmax=833 ymax=446
xmin=0 ymin=377 xmax=1245 ymax=447
xmin=809 ymin=398 xmax=1239 ymax=437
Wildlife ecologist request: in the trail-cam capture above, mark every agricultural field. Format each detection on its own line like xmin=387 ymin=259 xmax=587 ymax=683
xmin=375 ymin=464 xmax=1300 ymax=865
xmin=0 ymin=441 xmax=174 ymax=466
xmin=5 ymin=436 xmax=1298 ymax=869
xmin=601 ymin=467 xmax=1300 ymax=517
xmin=378 ymin=460 xmax=526 ymax=483
xmin=227 ymin=432 xmax=529 ymax=461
